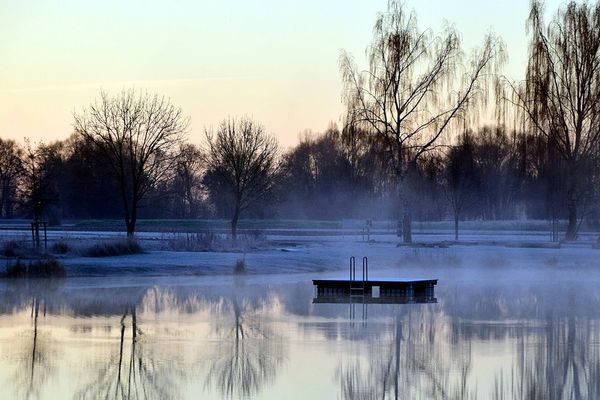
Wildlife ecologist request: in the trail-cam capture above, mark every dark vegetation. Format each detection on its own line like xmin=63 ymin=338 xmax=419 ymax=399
xmin=81 ymin=240 xmax=143 ymax=257
xmin=3 ymin=258 xmax=66 ymax=278
xmin=50 ymin=241 xmax=70 ymax=254
xmin=166 ymin=231 xmax=265 ymax=252
xmin=233 ymin=258 xmax=247 ymax=274
xmin=167 ymin=232 xmax=220 ymax=252
xmin=2 ymin=240 xmax=20 ymax=257
xmin=0 ymin=1 xmax=599 ymax=242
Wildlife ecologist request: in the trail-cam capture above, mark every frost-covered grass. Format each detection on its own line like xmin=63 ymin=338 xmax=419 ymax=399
xmin=0 ymin=218 xmax=599 ymax=279
xmin=80 ymin=240 xmax=143 ymax=257
xmin=50 ymin=233 xmax=600 ymax=281
xmin=164 ymin=231 xmax=266 ymax=252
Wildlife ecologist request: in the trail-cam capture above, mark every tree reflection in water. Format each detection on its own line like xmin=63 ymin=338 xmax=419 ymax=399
xmin=203 ymin=294 xmax=286 ymax=398
xmin=492 ymin=314 xmax=600 ymax=400
xmin=8 ymin=297 xmax=57 ymax=400
xmin=337 ymin=307 xmax=475 ymax=400
xmin=2 ymin=280 xmax=600 ymax=398
xmin=75 ymin=304 xmax=185 ymax=400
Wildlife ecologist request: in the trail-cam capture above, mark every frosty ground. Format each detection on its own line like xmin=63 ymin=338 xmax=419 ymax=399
xmin=2 ymin=223 xmax=599 ymax=281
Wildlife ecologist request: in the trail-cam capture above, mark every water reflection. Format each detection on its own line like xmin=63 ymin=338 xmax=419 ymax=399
xmin=493 ymin=314 xmax=600 ymax=400
xmin=203 ymin=295 xmax=286 ymax=398
xmin=75 ymin=304 xmax=186 ymax=400
xmin=1 ymin=280 xmax=65 ymax=400
xmin=337 ymin=310 xmax=474 ymax=400
xmin=0 ymin=279 xmax=599 ymax=399
xmin=10 ymin=297 xmax=56 ymax=400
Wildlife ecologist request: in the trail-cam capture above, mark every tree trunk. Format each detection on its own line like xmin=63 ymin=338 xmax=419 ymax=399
xmin=125 ymin=213 xmax=136 ymax=238
xmin=454 ymin=213 xmax=459 ymax=241
xmin=565 ymin=163 xmax=578 ymax=241
xmin=126 ymin=200 xmax=138 ymax=238
xmin=231 ymin=203 xmax=240 ymax=240
xmin=126 ymin=212 xmax=136 ymax=238
xmin=402 ymin=212 xmax=412 ymax=244
xmin=565 ymin=197 xmax=577 ymax=241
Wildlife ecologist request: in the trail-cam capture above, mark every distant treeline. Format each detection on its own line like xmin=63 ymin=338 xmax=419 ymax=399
xmin=0 ymin=123 xmax=597 ymax=225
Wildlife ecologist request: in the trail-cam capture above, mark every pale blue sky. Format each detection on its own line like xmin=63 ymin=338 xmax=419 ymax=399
xmin=0 ymin=0 xmax=564 ymax=147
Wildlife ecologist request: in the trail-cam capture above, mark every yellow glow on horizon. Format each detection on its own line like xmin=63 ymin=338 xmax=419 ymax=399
xmin=0 ymin=0 xmax=565 ymax=148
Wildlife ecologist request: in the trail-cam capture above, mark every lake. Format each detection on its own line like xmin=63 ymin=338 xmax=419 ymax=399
xmin=0 ymin=267 xmax=598 ymax=400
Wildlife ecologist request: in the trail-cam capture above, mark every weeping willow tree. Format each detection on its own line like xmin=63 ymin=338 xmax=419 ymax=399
xmin=506 ymin=1 xmax=600 ymax=240
xmin=340 ymin=0 xmax=505 ymax=242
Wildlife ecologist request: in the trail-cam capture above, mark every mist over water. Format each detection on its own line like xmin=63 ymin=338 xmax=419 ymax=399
xmin=1 ymin=259 xmax=598 ymax=400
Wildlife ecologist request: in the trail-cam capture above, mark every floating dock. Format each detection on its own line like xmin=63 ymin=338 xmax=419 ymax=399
xmin=313 ymin=257 xmax=437 ymax=304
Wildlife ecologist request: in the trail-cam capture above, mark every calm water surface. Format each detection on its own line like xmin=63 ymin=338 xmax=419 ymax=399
xmin=0 ymin=271 xmax=598 ymax=400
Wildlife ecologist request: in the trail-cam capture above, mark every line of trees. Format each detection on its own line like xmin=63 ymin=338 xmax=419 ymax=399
xmin=1 ymin=121 xmax=596 ymax=237
xmin=1 ymin=1 xmax=599 ymax=240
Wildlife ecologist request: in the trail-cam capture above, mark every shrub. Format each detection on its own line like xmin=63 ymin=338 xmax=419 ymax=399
xmin=82 ymin=240 xmax=143 ymax=257
xmin=168 ymin=232 xmax=218 ymax=252
xmin=4 ymin=258 xmax=66 ymax=278
xmin=233 ymin=258 xmax=246 ymax=274
xmin=167 ymin=231 xmax=266 ymax=252
xmin=51 ymin=241 xmax=70 ymax=254
xmin=1 ymin=240 xmax=20 ymax=257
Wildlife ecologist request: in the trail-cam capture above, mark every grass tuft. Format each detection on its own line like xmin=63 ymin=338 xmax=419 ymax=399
xmin=233 ymin=258 xmax=246 ymax=274
xmin=82 ymin=240 xmax=143 ymax=257
xmin=166 ymin=231 xmax=265 ymax=252
xmin=51 ymin=241 xmax=70 ymax=254
xmin=167 ymin=232 xmax=218 ymax=252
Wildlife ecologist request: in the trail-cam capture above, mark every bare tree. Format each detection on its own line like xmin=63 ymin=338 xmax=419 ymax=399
xmin=443 ymin=132 xmax=479 ymax=241
xmin=19 ymin=140 xmax=58 ymax=246
xmin=506 ymin=1 xmax=600 ymax=240
xmin=340 ymin=0 xmax=505 ymax=242
xmin=74 ymin=89 xmax=188 ymax=237
xmin=0 ymin=138 xmax=23 ymax=218
xmin=204 ymin=117 xmax=279 ymax=239
xmin=173 ymin=143 xmax=205 ymax=218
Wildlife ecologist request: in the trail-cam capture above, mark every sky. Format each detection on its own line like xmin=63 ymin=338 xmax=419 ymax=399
xmin=0 ymin=0 xmax=564 ymax=149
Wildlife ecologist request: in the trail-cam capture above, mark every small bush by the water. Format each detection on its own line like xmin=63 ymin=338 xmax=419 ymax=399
xmin=51 ymin=241 xmax=70 ymax=254
xmin=168 ymin=232 xmax=218 ymax=251
xmin=166 ymin=231 xmax=266 ymax=252
xmin=4 ymin=258 xmax=66 ymax=278
xmin=1 ymin=240 xmax=20 ymax=257
xmin=82 ymin=240 xmax=143 ymax=257
xmin=233 ymin=258 xmax=246 ymax=274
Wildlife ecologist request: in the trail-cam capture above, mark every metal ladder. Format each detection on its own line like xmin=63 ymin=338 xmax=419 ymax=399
xmin=349 ymin=256 xmax=369 ymax=297
xmin=349 ymin=256 xmax=369 ymax=323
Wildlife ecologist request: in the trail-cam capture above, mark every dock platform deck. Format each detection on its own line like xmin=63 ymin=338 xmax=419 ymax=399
xmin=313 ymin=278 xmax=437 ymax=299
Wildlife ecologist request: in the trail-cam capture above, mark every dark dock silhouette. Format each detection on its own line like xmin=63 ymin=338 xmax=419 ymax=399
xmin=313 ymin=257 xmax=437 ymax=305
